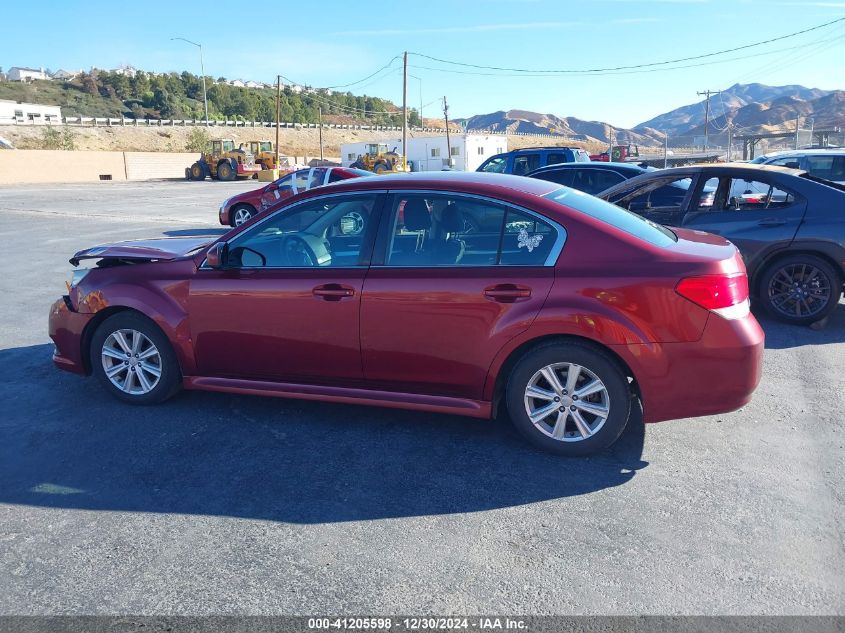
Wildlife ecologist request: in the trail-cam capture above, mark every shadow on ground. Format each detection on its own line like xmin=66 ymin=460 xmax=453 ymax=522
xmin=757 ymin=300 xmax=845 ymax=349
xmin=0 ymin=344 xmax=646 ymax=524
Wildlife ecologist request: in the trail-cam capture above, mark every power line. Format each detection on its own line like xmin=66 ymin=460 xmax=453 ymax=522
xmin=323 ymin=56 xmax=402 ymax=89
xmin=407 ymin=33 xmax=844 ymax=78
xmin=408 ymin=16 xmax=845 ymax=74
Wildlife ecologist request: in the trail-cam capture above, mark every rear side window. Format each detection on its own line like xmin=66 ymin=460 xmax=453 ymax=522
xmin=546 ymin=152 xmax=568 ymax=166
xmin=545 ymin=187 xmax=677 ymax=246
xmin=570 ymin=169 xmax=626 ymax=195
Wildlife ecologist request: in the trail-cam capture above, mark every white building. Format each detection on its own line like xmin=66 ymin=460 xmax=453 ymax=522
xmin=228 ymin=79 xmax=245 ymax=87
xmin=7 ymin=67 xmax=51 ymax=82
xmin=341 ymin=134 xmax=507 ymax=172
xmin=52 ymin=69 xmax=82 ymax=80
xmin=0 ymin=100 xmax=62 ymax=124
xmin=111 ymin=65 xmax=138 ymax=78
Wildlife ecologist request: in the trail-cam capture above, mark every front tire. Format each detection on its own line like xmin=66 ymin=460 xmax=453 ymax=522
xmin=231 ymin=204 xmax=254 ymax=227
xmin=217 ymin=161 xmax=235 ymax=181
xmin=506 ymin=342 xmax=631 ymax=456
xmin=190 ymin=162 xmax=205 ymax=181
xmin=90 ymin=312 xmax=181 ymax=405
xmin=759 ymin=254 xmax=842 ymax=325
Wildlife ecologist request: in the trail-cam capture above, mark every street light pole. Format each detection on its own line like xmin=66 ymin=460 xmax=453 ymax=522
xmin=172 ymin=37 xmax=208 ymax=125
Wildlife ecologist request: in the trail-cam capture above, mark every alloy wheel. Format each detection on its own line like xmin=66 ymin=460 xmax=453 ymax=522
xmin=101 ymin=329 xmax=162 ymax=395
xmin=767 ymin=263 xmax=831 ymax=319
xmin=523 ymin=362 xmax=610 ymax=442
xmin=233 ymin=208 xmax=252 ymax=226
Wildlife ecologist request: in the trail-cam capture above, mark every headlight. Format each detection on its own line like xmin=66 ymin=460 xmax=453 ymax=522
xmin=66 ymin=268 xmax=91 ymax=292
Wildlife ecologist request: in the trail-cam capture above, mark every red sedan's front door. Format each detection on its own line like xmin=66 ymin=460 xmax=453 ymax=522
xmin=359 ymin=192 xmax=561 ymax=400
xmin=189 ymin=192 xmax=382 ymax=385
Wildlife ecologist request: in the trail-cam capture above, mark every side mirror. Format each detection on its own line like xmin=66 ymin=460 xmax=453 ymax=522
xmin=266 ymin=182 xmax=278 ymax=192
xmin=205 ymin=242 xmax=228 ymax=269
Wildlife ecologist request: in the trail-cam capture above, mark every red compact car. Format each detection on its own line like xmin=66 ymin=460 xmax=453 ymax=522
xmin=219 ymin=166 xmax=374 ymax=227
xmin=50 ymin=172 xmax=764 ymax=455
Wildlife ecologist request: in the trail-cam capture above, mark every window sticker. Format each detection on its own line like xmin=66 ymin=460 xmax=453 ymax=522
xmin=517 ymin=228 xmax=543 ymax=253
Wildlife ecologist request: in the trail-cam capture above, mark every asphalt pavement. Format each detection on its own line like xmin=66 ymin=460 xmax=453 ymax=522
xmin=0 ymin=180 xmax=842 ymax=615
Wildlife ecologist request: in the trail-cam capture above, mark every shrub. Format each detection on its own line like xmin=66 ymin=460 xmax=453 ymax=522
xmin=185 ymin=127 xmax=210 ymax=152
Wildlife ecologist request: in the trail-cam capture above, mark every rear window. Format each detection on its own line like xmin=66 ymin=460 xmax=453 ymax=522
xmin=544 ymin=187 xmax=677 ymax=246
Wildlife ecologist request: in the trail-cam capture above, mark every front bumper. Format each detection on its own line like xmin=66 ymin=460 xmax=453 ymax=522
xmin=219 ymin=204 xmax=231 ymax=226
xmin=618 ymin=313 xmax=765 ymax=424
xmin=49 ymin=297 xmax=94 ymax=375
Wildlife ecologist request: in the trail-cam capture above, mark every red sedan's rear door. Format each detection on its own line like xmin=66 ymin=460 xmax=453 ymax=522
xmin=359 ymin=191 xmax=561 ymax=400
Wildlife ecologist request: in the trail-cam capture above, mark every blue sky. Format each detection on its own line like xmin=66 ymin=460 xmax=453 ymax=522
xmin=3 ymin=0 xmax=844 ymax=127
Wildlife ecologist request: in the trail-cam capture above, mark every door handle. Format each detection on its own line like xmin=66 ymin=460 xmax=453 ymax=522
xmin=484 ymin=284 xmax=532 ymax=303
xmin=312 ymin=283 xmax=355 ymax=301
xmin=758 ymin=218 xmax=785 ymax=227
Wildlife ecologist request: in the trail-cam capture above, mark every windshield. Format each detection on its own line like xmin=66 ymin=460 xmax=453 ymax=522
xmin=544 ymin=187 xmax=677 ymax=246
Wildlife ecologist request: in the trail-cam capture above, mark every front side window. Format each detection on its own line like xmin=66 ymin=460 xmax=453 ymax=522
xmin=768 ymin=156 xmax=801 ymax=169
xmin=227 ymin=194 xmax=378 ymax=268
xmin=479 ymin=156 xmax=507 ymax=173
xmin=307 ymin=168 xmax=328 ymax=189
xmin=384 ymin=194 xmax=558 ymax=267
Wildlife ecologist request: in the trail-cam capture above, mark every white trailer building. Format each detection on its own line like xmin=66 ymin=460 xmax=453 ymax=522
xmin=341 ymin=134 xmax=507 ymax=172
xmin=0 ymin=100 xmax=62 ymax=125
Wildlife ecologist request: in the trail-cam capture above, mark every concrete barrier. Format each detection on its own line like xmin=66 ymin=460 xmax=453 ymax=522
xmin=124 ymin=152 xmax=201 ymax=180
xmin=0 ymin=150 xmax=203 ymax=184
xmin=0 ymin=150 xmax=127 ymax=184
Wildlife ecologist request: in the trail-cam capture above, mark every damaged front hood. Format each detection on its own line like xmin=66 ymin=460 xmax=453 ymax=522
xmin=70 ymin=237 xmax=215 ymax=266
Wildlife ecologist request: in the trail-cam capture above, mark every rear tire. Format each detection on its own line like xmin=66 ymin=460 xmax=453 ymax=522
xmin=758 ymin=254 xmax=841 ymax=325
xmin=90 ymin=312 xmax=181 ymax=405
xmin=217 ymin=161 xmax=235 ymax=181
xmin=506 ymin=342 xmax=631 ymax=456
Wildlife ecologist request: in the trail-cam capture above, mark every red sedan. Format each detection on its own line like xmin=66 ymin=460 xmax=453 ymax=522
xmin=219 ymin=166 xmax=374 ymax=227
xmin=50 ymin=172 xmax=763 ymax=455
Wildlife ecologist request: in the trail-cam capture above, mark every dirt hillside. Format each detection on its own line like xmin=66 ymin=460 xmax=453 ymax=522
xmin=0 ymin=125 xmax=602 ymax=157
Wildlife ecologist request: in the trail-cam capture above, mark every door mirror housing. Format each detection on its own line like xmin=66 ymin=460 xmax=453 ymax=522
xmin=206 ymin=242 xmax=229 ymax=269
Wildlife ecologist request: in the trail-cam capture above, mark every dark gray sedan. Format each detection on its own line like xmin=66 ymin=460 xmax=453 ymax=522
xmin=598 ymin=163 xmax=845 ymax=325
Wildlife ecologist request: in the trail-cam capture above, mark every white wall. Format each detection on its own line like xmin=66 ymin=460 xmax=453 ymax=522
xmin=341 ymin=135 xmax=508 ymax=171
xmin=0 ymin=100 xmax=62 ymax=125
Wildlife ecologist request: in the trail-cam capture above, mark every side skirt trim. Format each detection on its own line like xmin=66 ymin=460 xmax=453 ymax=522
xmin=183 ymin=376 xmax=493 ymax=419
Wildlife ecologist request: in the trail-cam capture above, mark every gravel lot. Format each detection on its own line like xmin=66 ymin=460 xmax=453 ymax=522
xmin=0 ymin=180 xmax=843 ymax=615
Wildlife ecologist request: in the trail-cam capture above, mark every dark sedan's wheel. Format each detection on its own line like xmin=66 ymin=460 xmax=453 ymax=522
xmin=506 ymin=342 xmax=631 ymax=456
xmin=190 ymin=163 xmax=205 ymax=181
xmin=231 ymin=205 xmax=254 ymax=227
xmin=759 ymin=254 xmax=842 ymax=325
xmin=217 ymin=161 xmax=235 ymax=181
xmin=91 ymin=312 xmax=181 ymax=405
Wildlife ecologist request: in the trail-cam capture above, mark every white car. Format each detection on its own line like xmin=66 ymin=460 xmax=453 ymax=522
xmin=751 ymin=149 xmax=845 ymax=185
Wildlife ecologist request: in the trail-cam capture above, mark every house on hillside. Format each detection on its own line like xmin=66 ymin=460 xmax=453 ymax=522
xmin=0 ymin=100 xmax=62 ymax=124
xmin=111 ymin=65 xmax=137 ymax=78
xmin=244 ymin=80 xmax=264 ymax=89
xmin=52 ymin=69 xmax=82 ymax=80
xmin=7 ymin=67 xmax=51 ymax=82
xmin=228 ymin=79 xmax=245 ymax=88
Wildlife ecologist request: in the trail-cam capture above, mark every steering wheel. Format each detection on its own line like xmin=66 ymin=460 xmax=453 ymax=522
xmin=281 ymin=234 xmax=329 ymax=267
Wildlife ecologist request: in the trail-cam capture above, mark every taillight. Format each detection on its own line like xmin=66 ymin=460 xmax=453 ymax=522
xmin=675 ymin=273 xmax=750 ymax=319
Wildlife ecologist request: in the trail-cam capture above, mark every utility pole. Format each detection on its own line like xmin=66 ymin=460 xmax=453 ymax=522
xmin=663 ymin=132 xmax=668 ymax=168
xmin=443 ymin=96 xmax=452 ymax=165
xmin=727 ymin=123 xmax=732 ymax=161
xmin=794 ymin=115 xmax=801 ymax=149
xmin=608 ymin=126 xmax=614 ymax=159
xmin=172 ymin=37 xmax=208 ymax=125
xmin=318 ymin=107 xmax=324 ymax=161
xmin=697 ymin=89 xmax=721 ymax=152
xmin=275 ymin=75 xmax=281 ymax=169
xmin=402 ymin=51 xmax=408 ymax=170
